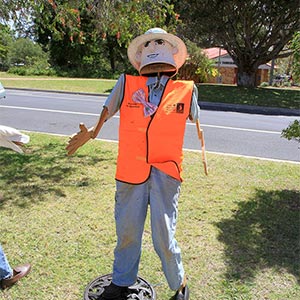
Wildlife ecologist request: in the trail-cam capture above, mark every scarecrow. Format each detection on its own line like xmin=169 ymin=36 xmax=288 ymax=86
xmin=67 ymin=28 xmax=205 ymax=300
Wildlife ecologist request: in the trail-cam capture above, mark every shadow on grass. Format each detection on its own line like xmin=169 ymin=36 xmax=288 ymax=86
xmin=215 ymin=189 xmax=300 ymax=283
xmin=104 ymin=88 xmax=113 ymax=93
xmin=0 ymin=139 xmax=108 ymax=209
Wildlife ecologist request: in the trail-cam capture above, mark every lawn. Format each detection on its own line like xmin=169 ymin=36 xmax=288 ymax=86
xmin=0 ymin=133 xmax=299 ymax=300
xmin=198 ymin=84 xmax=300 ymax=110
xmin=0 ymin=72 xmax=116 ymax=94
xmin=1 ymin=72 xmax=299 ymax=109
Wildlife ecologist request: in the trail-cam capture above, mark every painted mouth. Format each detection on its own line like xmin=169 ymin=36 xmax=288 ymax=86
xmin=147 ymin=54 xmax=159 ymax=59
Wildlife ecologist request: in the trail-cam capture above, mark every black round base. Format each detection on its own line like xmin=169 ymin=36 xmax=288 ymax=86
xmin=84 ymin=273 xmax=156 ymax=300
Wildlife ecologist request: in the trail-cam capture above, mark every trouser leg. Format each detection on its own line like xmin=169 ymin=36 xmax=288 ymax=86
xmin=149 ymin=168 xmax=184 ymax=291
xmin=112 ymin=180 xmax=149 ymax=286
xmin=0 ymin=244 xmax=13 ymax=280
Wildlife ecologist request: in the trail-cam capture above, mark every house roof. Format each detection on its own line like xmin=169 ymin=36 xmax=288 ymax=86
xmin=203 ymin=47 xmax=274 ymax=70
xmin=203 ymin=47 xmax=228 ymax=59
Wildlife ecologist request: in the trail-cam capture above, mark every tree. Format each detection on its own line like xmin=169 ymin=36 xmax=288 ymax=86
xmin=8 ymin=38 xmax=48 ymax=66
xmin=31 ymin=0 xmax=179 ymax=77
xmin=174 ymin=0 xmax=300 ymax=87
xmin=0 ymin=24 xmax=14 ymax=71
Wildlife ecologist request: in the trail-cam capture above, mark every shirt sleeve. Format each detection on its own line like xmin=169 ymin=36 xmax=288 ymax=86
xmin=104 ymin=74 xmax=125 ymax=119
xmin=189 ymin=84 xmax=201 ymax=122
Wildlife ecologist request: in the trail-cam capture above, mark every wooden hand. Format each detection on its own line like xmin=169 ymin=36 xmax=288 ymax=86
xmin=66 ymin=123 xmax=94 ymax=156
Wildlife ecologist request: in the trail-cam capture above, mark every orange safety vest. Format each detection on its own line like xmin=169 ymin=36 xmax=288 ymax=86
xmin=116 ymin=75 xmax=193 ymax=184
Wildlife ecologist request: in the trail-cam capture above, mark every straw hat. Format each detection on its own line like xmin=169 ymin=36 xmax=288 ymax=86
xmin=127 ymin=28 xmax=187 ymax=76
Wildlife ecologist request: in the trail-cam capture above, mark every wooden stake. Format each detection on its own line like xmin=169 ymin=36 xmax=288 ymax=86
xmin=196 ymin=119 xmax=208 ymax=175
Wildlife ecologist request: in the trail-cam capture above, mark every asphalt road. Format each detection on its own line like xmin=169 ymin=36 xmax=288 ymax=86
xmin=0 ymin=89 xmax=299 ymax=163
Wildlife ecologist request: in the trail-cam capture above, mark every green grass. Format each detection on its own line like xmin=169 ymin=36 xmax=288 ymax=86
xmin=1 ymin=72 xmax=299 ymax=109
xmin=198 ymin=84 xmax=300 ymax=109
xmin=0 ymin=72 xmax=116 ymax=94
xmin=1 ymin=133 xmax=299 ymax=299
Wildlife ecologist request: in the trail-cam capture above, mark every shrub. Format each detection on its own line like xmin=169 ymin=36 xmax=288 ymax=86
xmin=8 ymin=65 xmax=57 ymax=76
xmin=281 ymin=120 xmax=300 ymax=144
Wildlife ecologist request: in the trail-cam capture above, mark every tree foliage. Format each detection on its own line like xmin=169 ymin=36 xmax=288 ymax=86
xmin=0 ymin=24 xmax=14 ymax=70
xmin=0 ymin=0 xmax=36 ymax=38
xmin=2 ymin=0 xmax=298 ymax=83
xmin=0 ymin=0 xmax=30 ymax=22
xmin=30 ymin=0 xmax=180 ymax=77
xmin=178 ymin=40 xmax=217 ymax=82
xmin=175 ymin=0 xmax=300 ymax=87
xmin=8 ymin=37 xmax=48 ymax=66
xmin=290 ymin=31 xmax=300 ymax=82
xmin=281 ymin=120 xmax=300 ymax=145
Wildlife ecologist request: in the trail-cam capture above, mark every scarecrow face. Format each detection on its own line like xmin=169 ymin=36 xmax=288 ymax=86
xmin=136 ymin=38 xmax=178 ymax=75
xmin=142 ymin=39 xmax=175 ymax=62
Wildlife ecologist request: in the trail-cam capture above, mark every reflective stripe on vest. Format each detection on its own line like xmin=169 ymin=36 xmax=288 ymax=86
xmin=116 ymin=75 xmax=193 ymax=184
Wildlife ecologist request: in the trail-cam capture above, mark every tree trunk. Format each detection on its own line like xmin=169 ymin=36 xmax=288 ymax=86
xmin=269 ymin=58 xmax=275 ymax=86
xmin=237 ymin=69 xmax=257 ymax=88
xmin=106 ymin=34 xmax=116 ymax=73
xmin=108 ymin=45 xmax=115 ymax=73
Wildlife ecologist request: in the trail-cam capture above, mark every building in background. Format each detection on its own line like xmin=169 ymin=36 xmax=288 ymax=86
xmin=203 ymin=47 xmax=272 ymax=85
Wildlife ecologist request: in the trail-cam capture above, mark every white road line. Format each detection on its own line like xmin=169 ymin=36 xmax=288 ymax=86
xmin=0 ymin=105 xmax=100 ymax=116
xmin=1 ymin=105 xmax=281 ymax=135
xmin=186 ymin=148 xmax=300 ymax=164
xmin=190 ymin=123 xmax=280 ymax=134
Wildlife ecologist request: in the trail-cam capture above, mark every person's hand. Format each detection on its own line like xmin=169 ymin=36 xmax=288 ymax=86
xmin=66 ymin=123 xmax=93 ymax=156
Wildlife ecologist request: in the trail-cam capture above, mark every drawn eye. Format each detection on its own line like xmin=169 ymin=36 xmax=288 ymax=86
xmin=155 ymin=39 xmax=165 ymax=45
xmin=144 ymin=39 xmax=165 ymax=47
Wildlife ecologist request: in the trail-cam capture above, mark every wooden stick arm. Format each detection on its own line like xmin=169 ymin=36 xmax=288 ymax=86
xmin=196 ymin=119 xmax=208 ymax=176
xmin=196 ymin=121 xmax=203 ymax=140
xmin=91 ymin=106 xmax=109 ymax=138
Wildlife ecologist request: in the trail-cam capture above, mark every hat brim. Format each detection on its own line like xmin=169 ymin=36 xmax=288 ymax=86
xmin=128 ymin=32 xmax=187 ymax=73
